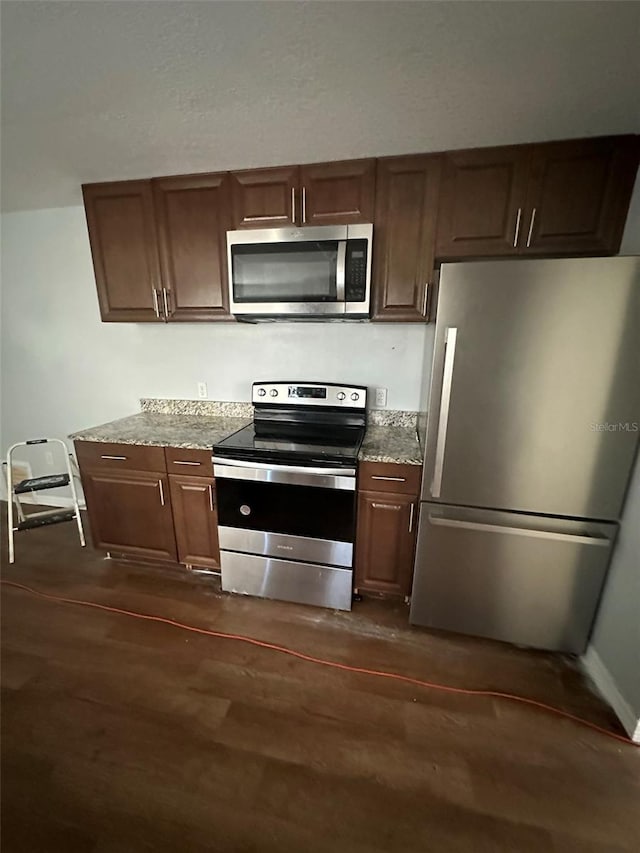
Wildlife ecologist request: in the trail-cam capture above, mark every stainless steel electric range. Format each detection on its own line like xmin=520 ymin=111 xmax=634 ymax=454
xmin=212 ymin=382 xmax=367 ymax=611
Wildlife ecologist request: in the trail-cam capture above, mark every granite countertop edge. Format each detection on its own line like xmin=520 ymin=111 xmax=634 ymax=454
xmin=70 ymin=413 xmax=424 ymax=465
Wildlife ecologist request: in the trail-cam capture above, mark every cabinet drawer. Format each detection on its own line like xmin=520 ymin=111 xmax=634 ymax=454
xmin=75 ymin=441 xmax=166 ymax=472
xmin=165 ymin=446 xmax=213 ymax=477
xmin=358 ymin=462 xmax=422 ymax=496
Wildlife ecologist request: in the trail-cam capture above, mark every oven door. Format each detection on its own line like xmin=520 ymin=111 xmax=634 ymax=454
xmin=227 ymin=226 xmax=348 ymax=316
xmin=214 ymin=460 xmax=356 ymax=568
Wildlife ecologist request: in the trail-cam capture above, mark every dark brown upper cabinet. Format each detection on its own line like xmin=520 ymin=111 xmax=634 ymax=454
xmin=82 ymin=180 xmax=163 ymax=322
xmin=522 ymin=136 xmax=639 ymax=255
xmin=298 ymin=159 xmax=376 ymax=225
xmin=230 ymin=160 xmax=375 ymax=228
xmin=230 ymin=166 xmax=298 ymax=228
xmin=436 ymin=146 xmax=531 ymax=258
xmin=436 ymin=135 xmax=639 ymax=259
xmin=153 ymin=173 xmax=233 ymax=321
xmin=372 ymin=155 xmax=442 ymax=322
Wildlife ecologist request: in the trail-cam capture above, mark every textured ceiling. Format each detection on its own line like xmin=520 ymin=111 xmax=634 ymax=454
xmin=2 ymin=0 xmax=640 ymax=211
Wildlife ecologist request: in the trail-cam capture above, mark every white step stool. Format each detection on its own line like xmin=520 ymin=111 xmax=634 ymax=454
xmin=5 ymin=438 xmax=86 ymax=564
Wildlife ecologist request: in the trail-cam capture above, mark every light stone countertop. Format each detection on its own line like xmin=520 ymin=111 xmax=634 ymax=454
xmin=358 ymin=425 xmax=423 ymax=466
xmin=69 ymin=412 xmax=250 ymax=451
xmin=70 ymin=409 xmax=423 ymax=465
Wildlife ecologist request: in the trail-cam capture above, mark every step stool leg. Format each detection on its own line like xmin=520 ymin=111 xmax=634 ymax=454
xmin=67 ymin=454 xmax=86 ymax=547
xmin=14 ymin=493 xmax=26 ymax=524
xmin=7 ymin=464 xmax=15 ymax=565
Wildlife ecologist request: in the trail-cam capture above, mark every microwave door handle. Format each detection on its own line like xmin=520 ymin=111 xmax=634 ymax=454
xmin=336 ymin=241 xmax=346 ymax=302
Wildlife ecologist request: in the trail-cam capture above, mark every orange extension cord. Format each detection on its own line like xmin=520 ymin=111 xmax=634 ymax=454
xmin=1 ymin=578 xmax=638 ymax=749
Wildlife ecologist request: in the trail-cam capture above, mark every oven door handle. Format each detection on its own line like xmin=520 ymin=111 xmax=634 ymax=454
xmin=213 ymin=459 xmax=356 ymax=491
xmin=213 ymin=457 xmax=356 ymax=477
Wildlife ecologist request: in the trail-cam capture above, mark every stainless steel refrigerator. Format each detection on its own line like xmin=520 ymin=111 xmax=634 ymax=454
xmin=410 ymin=256 xmax=640 ymax=653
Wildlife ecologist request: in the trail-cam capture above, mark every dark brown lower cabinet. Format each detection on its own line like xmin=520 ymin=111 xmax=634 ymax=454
xmin=355 ymin=490 xmax=418 ymax=598
xmin=168 ymin=474 xmax=220 ymax=569
xmin=81 ymin=469 xmax=177 ymax=562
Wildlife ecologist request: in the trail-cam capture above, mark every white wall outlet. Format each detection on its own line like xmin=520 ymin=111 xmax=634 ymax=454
xmin=197 ymin=382 xmax=208 ymax=399
xmin=375 ymin=387 xmax=388 ymax=408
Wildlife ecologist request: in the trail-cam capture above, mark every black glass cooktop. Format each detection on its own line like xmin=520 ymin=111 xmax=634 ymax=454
xmin=213 ymin=423 xmax=363 ymax=467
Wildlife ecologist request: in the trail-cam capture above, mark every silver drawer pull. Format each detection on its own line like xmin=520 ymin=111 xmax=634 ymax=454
xmin=409 ymin=503 xmax=415 ymax=533
xmin=371 ymin=475 xmax=406 ymax=482
xmin=173 ymin=460 xmax=202 ymax=466
xmin=373 ymin=503 xmax=402 ymax=510
xmin=429 ymin=515 xmax=609 ymax=546
xmin=100 ymin=455 xmax=127 ymax=460
xmin=209 ymin=484 xmax=215 ymax=512
xmin=158 ymin=479 xmax=165 ymax=506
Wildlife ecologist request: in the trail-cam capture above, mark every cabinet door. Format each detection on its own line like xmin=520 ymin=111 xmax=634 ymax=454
xmin=522 ymin=136 xmax=639 ymax=255
xmin=82 ymin=181 xmax=162 ymax=322
xmin=355 ymin=491 xmax=417 ymax=598
xmin=436 ymin=146 xmax=531 ymax=258
xmin=168 ymin=475 xmax=220 ymax=569
xmin=230 ymin=166 xmax=298 ymax=228
xmin=81 ymin=470 xmax=176 ymax=561
xmin=154 ymin=174 xmax=233 ymax=321
xmin=299 ymin=159 xmax=376 ymax=225
xmin=372 ymin=155 xmax=441 ymax=321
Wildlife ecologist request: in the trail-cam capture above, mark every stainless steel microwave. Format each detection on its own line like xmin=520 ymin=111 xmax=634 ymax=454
xmin=226 ymin=224 xmax=373 ymax=319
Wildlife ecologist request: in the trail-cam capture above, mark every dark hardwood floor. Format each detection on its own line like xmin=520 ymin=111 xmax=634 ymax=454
xmin=1 ymin=511 xmax=639 ymax=852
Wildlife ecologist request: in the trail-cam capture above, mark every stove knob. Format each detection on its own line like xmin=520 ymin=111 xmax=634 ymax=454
xmin=270 ymin=389 xmax=278 ymax=397
xmin=336 ymin=392 xmax=346 ymax=401
xmin=351 ymin=392 xmax=360 ymax=401
xmin=257 ymin=388 xmax=266 ymax=397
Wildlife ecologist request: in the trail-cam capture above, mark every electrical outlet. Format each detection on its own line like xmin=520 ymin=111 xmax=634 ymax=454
xmin=197 ymin=382 xmax=208 ymax=399
xmin=375 ymin=387 xmax=388 ymax=408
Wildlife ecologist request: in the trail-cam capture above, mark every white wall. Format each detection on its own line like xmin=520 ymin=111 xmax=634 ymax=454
xmin=0 ymin=205 xmax=429 ymax=459
xmin=584 ymin=175 xmax=640 ymax=740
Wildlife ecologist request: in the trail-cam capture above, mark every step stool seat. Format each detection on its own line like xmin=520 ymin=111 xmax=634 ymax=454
xmin=14 ymin=473 xmax=70 ymax=494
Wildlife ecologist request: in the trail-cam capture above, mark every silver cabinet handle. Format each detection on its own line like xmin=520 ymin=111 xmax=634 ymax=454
xmin=422 ymin=283 xmax=430 ymax=317
xmin=302 ymin=186 xmax=307 ymax=224
xmin=158 ymin=479 xmax=165 ymax=506
xmin=162 ymin=287 xmax=171 ymax=319
xmin=152 ymin=288 xmax=160 ymax=318
xmin=209 ymin=484 xmax=215 ymax=512
xmin=173 ymin=460 xmax=202 ymax=466
xmin=291 ymin=187 xmax=296 ymax=224
xmin=371 ymin=475 xmax=406 ymax=482
xmin=100 ymin=455 xmax=127 ymax=460
xmin=409 ymin=503 xmax=415 ymax=533
xmin=373 ymin=503 xmax=402 ymax=510
xmin=429 ymin=515 xmax=609 ymax=546
xmin=513 ymin=207 xmax=522 ymax=248
xmin=526 ymin=207 xmax=537 ymax=248
xmin=431 ymin=326 xmax=457 ymax=498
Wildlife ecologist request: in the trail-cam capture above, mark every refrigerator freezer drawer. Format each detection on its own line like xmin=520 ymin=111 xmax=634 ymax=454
xmin=409 ymin=504 xmax=617 ymax=653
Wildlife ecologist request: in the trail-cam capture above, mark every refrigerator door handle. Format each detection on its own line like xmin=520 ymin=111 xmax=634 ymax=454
xmin=431 ymin=326 xmax=457 ymax=498
xmin=428 ymin=515 xmax=611 ymax=546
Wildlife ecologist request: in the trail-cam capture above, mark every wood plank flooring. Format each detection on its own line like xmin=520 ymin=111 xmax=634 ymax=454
xmin=2 ymin=512 xmax=639 ymax=852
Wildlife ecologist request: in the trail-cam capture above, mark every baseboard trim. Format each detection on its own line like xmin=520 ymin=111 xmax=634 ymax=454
xmin=582 ymin=645 xmax=640 ymax=742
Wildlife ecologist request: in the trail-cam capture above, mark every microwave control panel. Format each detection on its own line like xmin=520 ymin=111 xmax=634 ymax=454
xmin=345 ymin=240 xmax=369 ymax=303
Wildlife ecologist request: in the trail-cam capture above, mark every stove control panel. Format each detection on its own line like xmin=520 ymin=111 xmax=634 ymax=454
xmin=252 ymin=382 xmax=367 ymax=409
